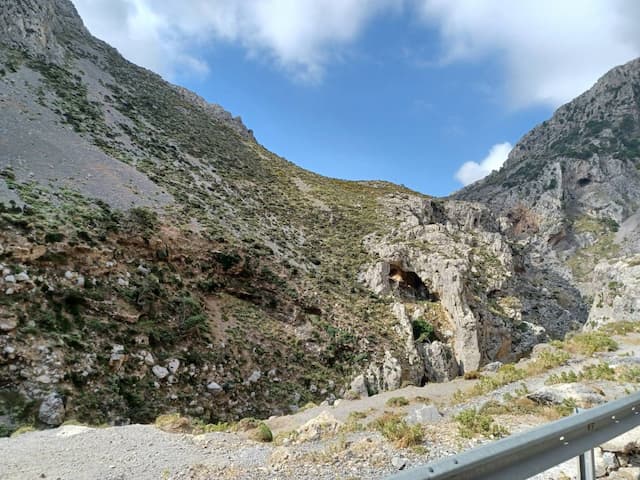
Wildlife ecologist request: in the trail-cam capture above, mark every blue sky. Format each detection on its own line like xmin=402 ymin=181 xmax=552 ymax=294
xmin=72 ymin=0 xmax=640 ymax=197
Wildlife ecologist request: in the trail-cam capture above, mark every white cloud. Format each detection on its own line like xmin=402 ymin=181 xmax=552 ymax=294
xmin=71 ymin=0 xmax=401 ymax=81
xmin=71 ymin=1 xmax=640 ymax=103
xmin=416 ymin=0 xmax=640 ymax=108
xmin=455 ymin=142 xmax=512 ymax=186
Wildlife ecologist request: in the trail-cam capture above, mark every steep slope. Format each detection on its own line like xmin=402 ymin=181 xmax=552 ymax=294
xmin=0 ymin=0 xmax=585 ymax=434
xmin=455 ymin=58 xmax=640 ymax=327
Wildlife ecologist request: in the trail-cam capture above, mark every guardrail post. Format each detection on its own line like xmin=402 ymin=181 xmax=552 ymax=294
xmin=577 ymin=448 xmax=596 ymax=480
xmin=576 ymin=407 xmax=596 ymax=480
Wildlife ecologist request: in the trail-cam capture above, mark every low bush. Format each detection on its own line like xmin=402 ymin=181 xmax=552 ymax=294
xmin=371 ymin=413 xmax=423 ymax=448
xmin=454 ymin=408 xmax=509 ymax=439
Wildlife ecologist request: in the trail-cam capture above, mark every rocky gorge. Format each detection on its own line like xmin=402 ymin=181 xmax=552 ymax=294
xmin=1 ymin=3 xmax=640 ymax=471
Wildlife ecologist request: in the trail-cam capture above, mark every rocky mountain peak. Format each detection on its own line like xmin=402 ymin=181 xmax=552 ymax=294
xmin=0 ymin=0 xmax=89 ymax=62
xmin=455 ymin=57 xmax=640 ymax=243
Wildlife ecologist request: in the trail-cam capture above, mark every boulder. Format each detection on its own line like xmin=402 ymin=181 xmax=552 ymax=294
xmin=421 ymin=341 xmax=459 ymax=382
xmin=295 ymin=411 xmax=342 ymax=443
xmin=527 ymin=384 xmax=606 ymax=408
xmin=349 ymin=375 xmax=369 ymax=398
xmin=38 ymin=393 xmax=65 ymax=426
xmin=404 ymin=404 xmax=443 ymax=425
xmin=481 ymin=361 xmax=503 ymax=373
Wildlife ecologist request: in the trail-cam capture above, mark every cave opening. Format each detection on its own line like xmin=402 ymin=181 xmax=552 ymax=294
xmin=388 ymin=264 xmax=439 ymax=301
xmin=577 ymin=177 xmax=592 ymax=187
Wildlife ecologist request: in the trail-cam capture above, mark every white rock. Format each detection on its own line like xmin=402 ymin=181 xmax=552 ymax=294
xmin=76 ymin=276 xmax=85 ymax=287
xmin=610 ymin=467 xmax=640 ymax=480
xmin=4 ymin=275 xmax=16 ymax=283
xmin=405 ymin=404 xmax=443 ymax=425
xmin=0 ymin=317 xmax=18 ymax=332
xmin=15 ymin=272 xmax=29 ymax=282
xmin=35 ymin=375 xmax=51 ymax=384
xmin=64 ymin=271 xmax=75 ymax=280
xmin=117 ymin=278 xmax=129 ymax=286
xmin=349 ymin=375 xmax=369 ymax=398
xmin=295 ymin=411 xmax=343 ymax=443
xmin=246 ymin=370 xmax=261 ymax=383
xmin=137 ymin=265 xmax=150 ymax=275
xmin=391 ymin=457 xmax=408 ymax=470
xmin=152 ymin=365 xmax=169 ymax=379
xmin=143 ymin=352 xmax=155 ymax=366
xmin=167 ymin=358 xmax=180 ymax=374
xmin=207 ymin=382 xmax=223 ymax=394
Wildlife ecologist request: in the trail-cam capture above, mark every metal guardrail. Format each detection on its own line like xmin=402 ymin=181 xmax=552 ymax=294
xmin=386 ymin=391 xmax=640 ymax=480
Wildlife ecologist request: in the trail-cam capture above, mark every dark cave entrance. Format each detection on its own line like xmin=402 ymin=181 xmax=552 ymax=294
xmin=388 ymin=264 xmax=438 ymax=301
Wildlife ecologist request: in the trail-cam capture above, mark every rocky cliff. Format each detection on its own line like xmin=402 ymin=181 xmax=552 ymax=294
xmin=0 ymin=0 xmax=618 ymax=434
xmin=455 ymin=58 xmax=640 ymax=330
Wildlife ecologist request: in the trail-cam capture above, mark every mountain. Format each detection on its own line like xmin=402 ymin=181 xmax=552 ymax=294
xmin=0 ymin=0 xmax=597 ymax=434
xmin=455 ymin=58 xmax=640 ymax=328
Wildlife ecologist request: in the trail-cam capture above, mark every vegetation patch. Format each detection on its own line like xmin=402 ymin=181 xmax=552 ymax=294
xmin=370 ymin=412 xmax=423 ymax=448
xmin=454 ymin=408 xmax=509 ymax=439
xmin=563 ymin=332 xmax=618 ymax=356
xmin=385 ymin=396 xmax=410 ymax=407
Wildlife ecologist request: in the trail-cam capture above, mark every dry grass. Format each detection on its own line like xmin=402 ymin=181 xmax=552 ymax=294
xmin=370 ymin=412 xmax=424 ymax=448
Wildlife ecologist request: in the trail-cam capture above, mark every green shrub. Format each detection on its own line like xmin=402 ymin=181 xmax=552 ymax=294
xmin=412 ymin=317 xmax=435 ymax=343
xmin=579 ymin=363 xmax=615 ymax=381
xmin=250 ymin=422 xmax=273 ymax=442
xmin=468 ymin=364 xmax=527 ymax=397
xmin=371 ymin=413 xmax=423 ymax=448
xmin=526 ymin=349 xmax=570 ymax=374
xmin=564 ymin=332 xmax=618 ymax=355
xmin=454 ymin=408 xmax=509 ymax=439
xmin=545 ymin=370 xmax=579 ymax=385
xmin=386 ymin=396 xmax=410 ymax=407
xmin=598 ymin=321 xmax=640 ymax=336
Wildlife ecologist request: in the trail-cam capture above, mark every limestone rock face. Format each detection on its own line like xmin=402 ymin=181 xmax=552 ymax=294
xmin=359 ymin=196 xmax=583 ymax=375
xmin=587 ymin=256 xmax=640 ymax=329
xmin=0 ymin=0 xmax=88 ymax=63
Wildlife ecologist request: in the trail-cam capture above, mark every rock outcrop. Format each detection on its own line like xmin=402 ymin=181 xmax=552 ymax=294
xmin=359 ymin=196 xmax=584 ymax=375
